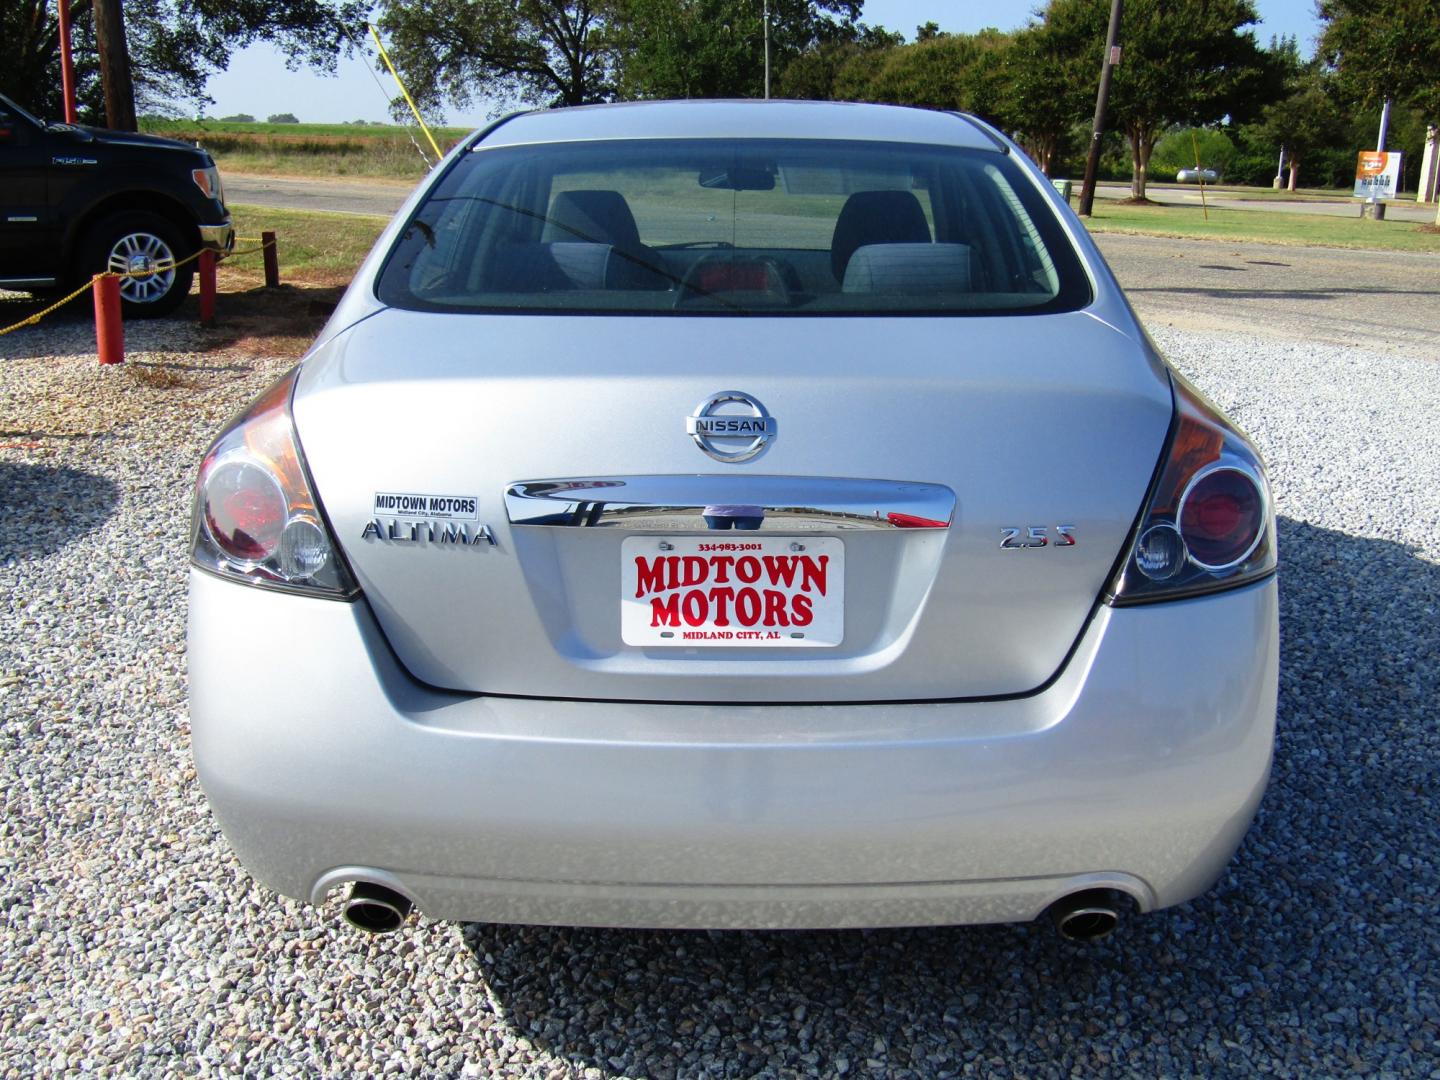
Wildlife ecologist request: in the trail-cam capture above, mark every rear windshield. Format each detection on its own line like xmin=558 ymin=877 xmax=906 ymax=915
xmin=376 ymin=138 xmax=1091 ymax=316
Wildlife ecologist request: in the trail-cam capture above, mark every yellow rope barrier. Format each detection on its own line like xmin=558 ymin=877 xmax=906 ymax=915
xmin=368 ymin=24 xmax=444 ymax=162
xmin=0 ymin=238 xmax=277 ymax=338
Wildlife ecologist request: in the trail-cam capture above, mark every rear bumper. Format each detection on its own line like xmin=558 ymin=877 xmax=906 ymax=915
xmin=188 ymin=570 xmax=1277 ymax=929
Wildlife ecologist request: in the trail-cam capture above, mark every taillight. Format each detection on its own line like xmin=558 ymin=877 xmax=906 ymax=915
xmin=1107 ymin=373 xmax=1275 ymax=604
xmin=190 ymin=368 xmax=359 ymax=600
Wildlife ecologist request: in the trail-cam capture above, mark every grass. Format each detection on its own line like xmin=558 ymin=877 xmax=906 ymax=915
xmin=224 ymin=205 xmax=389 ymax=285
xmin=1081 ymin=201 xmax=1440 ymax=253
xmin=143 ymin=119 xmax=470 ymax=179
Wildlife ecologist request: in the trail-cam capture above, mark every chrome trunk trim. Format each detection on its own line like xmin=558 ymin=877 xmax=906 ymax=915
xmin=504 ymin=475 xmax=954 ymax=531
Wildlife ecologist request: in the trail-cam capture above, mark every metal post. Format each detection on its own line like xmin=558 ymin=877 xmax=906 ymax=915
xmin=57 ymin=0 xmax=78 ymax=124
xmin=1372 ymin=98 xmax=1392 ymax=221
xmin=763 ymin=0 xmax=771 ymax=100
xmin=261 ymin=231 xmax=280 ymax=288
xmin=1273 ymin=145 xmax=1285 ymax=190
xmin=93 ymin=275 xmax=123 ymax=365
xmin=1078 ymin=0 xmax=1123 ymax=217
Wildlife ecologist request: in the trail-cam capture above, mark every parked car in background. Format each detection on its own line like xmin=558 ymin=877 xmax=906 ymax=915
xmin=0 ymin=91 xmax=232 ymax=317
xmin=188 ymin=100 xmax=1278 ymax=944
xmin=1176 ymin=167 xmax=1220 ymax=183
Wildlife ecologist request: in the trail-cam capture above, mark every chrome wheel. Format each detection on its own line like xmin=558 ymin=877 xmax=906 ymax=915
xmin=107 ymin=232 xmax=177 ymax=305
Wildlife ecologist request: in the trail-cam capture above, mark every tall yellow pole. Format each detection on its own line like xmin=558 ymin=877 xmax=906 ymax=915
xmin=368 ymin=24 xmax=444 ymax=162
xmin=1190 ymin=129 xmax=1209 ymax=222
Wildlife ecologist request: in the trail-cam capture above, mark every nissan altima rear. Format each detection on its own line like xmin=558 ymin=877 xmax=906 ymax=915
xmin=188 ymin=101 xmax=1277 ymax=940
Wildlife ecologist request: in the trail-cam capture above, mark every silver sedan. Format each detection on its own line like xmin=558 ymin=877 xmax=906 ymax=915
xmin=187 ymin=101 xmax=1277 ymax=943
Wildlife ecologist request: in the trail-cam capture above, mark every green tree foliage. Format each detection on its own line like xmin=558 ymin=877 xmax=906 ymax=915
xmin=999 ymin=23 xmax=1089 ymax=175
xmin=267 ymin=112 xmax=300 ymax=123
xmin=0 ymin=0 xmax=364 ymax=122
xmin=774 ymin=23 xmax=901 ymax=101
xmin=1042 ymin=0 xmax=1276 ymax=199
xmin=377 ymin=0 xmax=612 ymax=112
xmin=1320 ymin=0 xmax=1440 ymax=117
xmin=610 ymin=0 xmax=861 ymax=101
xmin=851 ymin=28 xmax=1011 ymax=117
xmin=220 ymin=113 xmax=257 ymax=122
xmin=1251 ymin=64 xmax=1347 ymax=190
xmin=1150 ymin=127 xmax=1238 ymax=180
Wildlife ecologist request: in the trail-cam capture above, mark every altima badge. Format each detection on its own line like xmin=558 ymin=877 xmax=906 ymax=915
xmin=686 ymin=391 xmax=776 ymax=463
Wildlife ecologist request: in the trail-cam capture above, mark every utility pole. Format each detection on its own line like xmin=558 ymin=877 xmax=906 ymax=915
xmin=1371 ymin=97 xmax=1392 ymax=221
xmin=57 ymin=0 xmax=78 ymax=123
xmin=763 ymin=0 xmax=771 ymax=100
xmin=1077 ymin=0 xmax=1123 ymax=217
xmin=93 ymin=0 xmax=137 ymax=131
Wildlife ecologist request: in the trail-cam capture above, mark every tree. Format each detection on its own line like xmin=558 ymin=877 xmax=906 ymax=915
xmin=774 ymin=23 xmax=901 ymax=101
xmin=1319 ymin=0 xmax=1440 ymax=221
xmin=1252 ymin=64 xmax=1346 ymax=190
xmin=267 ymin=112 xmax=300 ymax=123
xmin=0 ymin=0 xmax=366 ymax=127
xmin=220 ymin=113 xmax=257 ymax=122
xmin=998 ymin=23 xmax=1089 ymax=176
xmin=611 ymin=0 xmax=861 ymax=101
xmin=850 ymin=29 xmax=1010 ymax=118
xmin=1041 ymin=0 xmax=1276 ymax=200
xmin=376 ymin=0 xmax=613 ymax=112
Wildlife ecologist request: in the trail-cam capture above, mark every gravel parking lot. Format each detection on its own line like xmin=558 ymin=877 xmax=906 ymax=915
xmin=2 ymin=298 xmax=1438 ymax=1077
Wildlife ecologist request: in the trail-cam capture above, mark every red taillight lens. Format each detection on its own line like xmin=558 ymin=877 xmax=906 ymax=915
xmin=1179 ymin=467 xmax=1263 ymax=570
xmin=1108 ymin=373 xmax=1275 ymax=604
xmin=191 ymin=368 xmax=358 ymax=599
xmin=203 ymin=460 xmax=287 ymax=562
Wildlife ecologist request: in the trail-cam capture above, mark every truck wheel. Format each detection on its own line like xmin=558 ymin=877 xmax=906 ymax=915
xmin=82 ymin=212 xmax=196 ymax=318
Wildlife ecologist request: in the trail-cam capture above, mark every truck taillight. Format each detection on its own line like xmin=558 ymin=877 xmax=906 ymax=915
xmin=1107 ymin=373 xmax=1276 ymax=604
xmin=190 ymin=368 xmax=359 ymax=600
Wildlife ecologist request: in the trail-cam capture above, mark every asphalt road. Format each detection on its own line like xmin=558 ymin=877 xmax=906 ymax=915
xmin=1093 ymin=182 xmax=1436 ymax=223
xmin=225 ymin=172 xmax=1439 ymax=224
xmin=1094 ymin=232 xmax=1440 ymax=360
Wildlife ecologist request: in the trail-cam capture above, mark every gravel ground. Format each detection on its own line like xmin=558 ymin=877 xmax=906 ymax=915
xmin=2 ymin=308 xmax=1438 ymax=1078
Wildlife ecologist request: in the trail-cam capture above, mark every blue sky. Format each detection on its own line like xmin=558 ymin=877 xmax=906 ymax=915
xmin=203 ymin=0 xmax=1325 ymax=125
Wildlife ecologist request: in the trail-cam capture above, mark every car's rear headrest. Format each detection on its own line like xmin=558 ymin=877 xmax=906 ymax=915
xmin=841 ymin=243 xmax=973 ymax=295
xmin=543 ymin=190 xmax=644 ymax=252
xmin=496 ymin=242 xmax=615 ymax=291
xmin=830 ymin=190 xmax=932 ymax=282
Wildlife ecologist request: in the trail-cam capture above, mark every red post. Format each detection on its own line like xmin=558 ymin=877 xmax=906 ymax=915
xmin=199 ymin=249 xmax=216 ymax=326
xmin=93 ymin=274 xmax=123 ymax=364
xmin=57 ymin=1 xmax=78 ymax=124
xmin=261 ymin=231 xmax=280 ymax=287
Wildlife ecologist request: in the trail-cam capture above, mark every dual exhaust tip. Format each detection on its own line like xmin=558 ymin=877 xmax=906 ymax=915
xmin=339 ymin=881 xmax=1123 ymax=941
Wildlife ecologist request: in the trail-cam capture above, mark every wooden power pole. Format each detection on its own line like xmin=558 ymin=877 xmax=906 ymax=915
xmin=93 ymin=0 xmax=137 ymax=131
xmin=1078 ymin=0 xmax=1123 ymax=217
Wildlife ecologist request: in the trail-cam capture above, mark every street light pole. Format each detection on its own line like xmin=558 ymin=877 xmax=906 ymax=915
xmin=1372 ymin=97 xmax=1392 ymax=221
xmin=763 ymin=0 xmax=771 ymax=100
xmin=1078 ymin=0 xmax=1123 ymax=217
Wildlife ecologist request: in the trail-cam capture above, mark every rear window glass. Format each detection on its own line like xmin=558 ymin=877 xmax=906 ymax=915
xmin=376 ymin=138 xmax=1091 ymax=316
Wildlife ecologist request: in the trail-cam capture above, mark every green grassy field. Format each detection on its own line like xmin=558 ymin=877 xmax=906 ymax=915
xmin=225 ymin=205 xmax=389 ymax=283
xmin=1082 ymin=201 xmax=1440 ymax=253
xmin=141 ymin=119 xmax=470 ymax=179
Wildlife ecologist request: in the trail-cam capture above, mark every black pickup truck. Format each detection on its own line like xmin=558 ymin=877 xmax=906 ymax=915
xmin=0 ymin=91 xmax=233 ymax=317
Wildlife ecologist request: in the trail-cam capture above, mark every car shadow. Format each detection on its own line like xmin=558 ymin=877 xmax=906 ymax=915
xmin=457 ymin=515 xmax=1438 ymax=1076
xmin=0 ymin=462 xmax=122 ymax=560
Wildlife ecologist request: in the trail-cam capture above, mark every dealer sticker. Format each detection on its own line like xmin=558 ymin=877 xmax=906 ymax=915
xmin=373 ymin=492 xmax=479 ymax=520
xmin=621 ymin=536 xmax=844 ymax=647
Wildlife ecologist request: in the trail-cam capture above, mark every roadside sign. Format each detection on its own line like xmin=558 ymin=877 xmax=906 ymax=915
xmin=1354 ymin=151 xmax=1402 ymax=200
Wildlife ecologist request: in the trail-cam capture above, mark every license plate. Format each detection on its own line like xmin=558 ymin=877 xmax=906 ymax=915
xmin=621 ymin=536 xmax=844 ymax=647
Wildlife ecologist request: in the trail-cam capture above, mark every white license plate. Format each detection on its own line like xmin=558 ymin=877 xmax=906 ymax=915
xmin=621 ymin=536 xmax=844 ymax=647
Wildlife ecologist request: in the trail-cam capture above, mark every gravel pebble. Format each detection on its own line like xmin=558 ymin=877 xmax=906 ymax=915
xmin=1 ymin=310 xmax=1437 ymax=1078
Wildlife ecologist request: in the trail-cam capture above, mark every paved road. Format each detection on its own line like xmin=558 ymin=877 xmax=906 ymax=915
xmin=1094 ymin=232 xmax=1440 ymax=360
xmin=226 ymin=172 xmax=1438 ymax=223
xmin=225 ymin=174 xmax=415 ymax=217
xmin=1094 ymin=182 xmax=1436 ymax=223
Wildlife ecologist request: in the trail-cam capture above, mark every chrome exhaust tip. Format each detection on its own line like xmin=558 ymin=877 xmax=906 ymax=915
xmin=342 ymin=881 xmax=413 ymax=934
xmin=1047 ymin=889 xmax=1122 ymax=943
